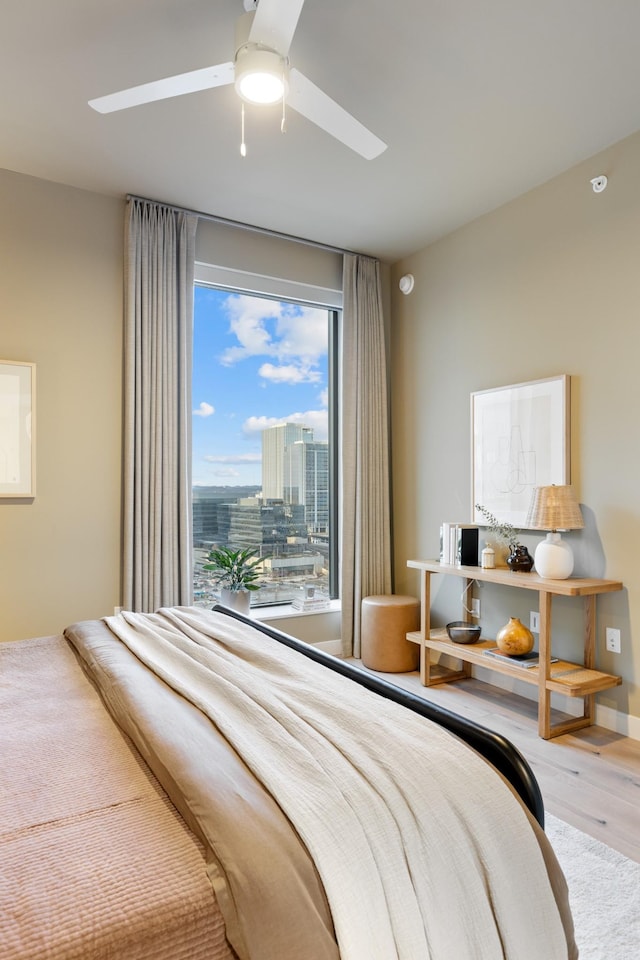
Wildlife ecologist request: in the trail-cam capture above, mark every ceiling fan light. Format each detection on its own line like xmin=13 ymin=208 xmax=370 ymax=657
xmin=239 ymin=70 xmax=283 ymax=104
xmin=235 ymin=46 xmax=288 ymax=104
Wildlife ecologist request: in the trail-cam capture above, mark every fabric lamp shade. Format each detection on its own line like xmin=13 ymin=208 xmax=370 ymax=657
xmin=525 ymin=485 xmax=584 ymax=579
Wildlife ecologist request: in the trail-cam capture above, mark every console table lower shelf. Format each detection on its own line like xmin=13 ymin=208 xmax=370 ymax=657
xmin=406 ymin=629 xmax=622 ymax=739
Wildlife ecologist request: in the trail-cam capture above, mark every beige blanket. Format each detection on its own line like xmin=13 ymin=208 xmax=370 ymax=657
xmin=96 ymin=606 xmax=575 ymax=960
xmin=67 ymin=615 xmax=338 ymax=960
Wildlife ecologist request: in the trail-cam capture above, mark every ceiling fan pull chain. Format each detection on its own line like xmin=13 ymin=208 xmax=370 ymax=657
xmin=240 ymin=102 xmax=247 ymax=157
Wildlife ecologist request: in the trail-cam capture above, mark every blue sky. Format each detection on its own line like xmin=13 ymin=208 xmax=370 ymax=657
xmin=192 ymin=285 xmax=329 ymax=486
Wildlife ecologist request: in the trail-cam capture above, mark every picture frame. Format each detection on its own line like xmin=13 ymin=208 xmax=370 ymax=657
xmin=471 ymin=374 xmax=569 ymax=529
xmin=0 ymin=359 xmax=36 ymax=498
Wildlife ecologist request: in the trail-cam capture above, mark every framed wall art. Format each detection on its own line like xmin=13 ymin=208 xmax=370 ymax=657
xmin=471 ymin=374 xmax=569 ymax=529
xmin=0 ymin=359 xmax=36 ymax=498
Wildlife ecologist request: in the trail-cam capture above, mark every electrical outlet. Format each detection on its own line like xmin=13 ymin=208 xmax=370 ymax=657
xmin=605 ymin=627 xmax=621 ymax=654
xmin=530 ymin=611 xmax=540 ymax=633
xmin=471 ymin=598 xmax=480 ymax=618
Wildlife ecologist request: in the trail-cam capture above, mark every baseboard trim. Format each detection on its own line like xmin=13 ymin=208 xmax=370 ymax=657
xmin=473 ymin=664 xmax=639 ymax=741
xmin=313 ymin=638 xmax=343 ymax=656
xmin=594 ymin=702 xmax=640 ymax=740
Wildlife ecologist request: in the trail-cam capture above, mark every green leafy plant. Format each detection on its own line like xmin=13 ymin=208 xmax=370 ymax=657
xmin=474 ymin=504 xmax=520 ymax=549
xmin=203 ymin=546 xmax=266 ymax=592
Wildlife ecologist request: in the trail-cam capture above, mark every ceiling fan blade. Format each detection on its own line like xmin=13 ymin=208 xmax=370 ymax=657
xmin=287 ymin=68 xmax=387 ymax=160
xmin=88 ymin=62 xmax=235 ymax=114
xmin=248 ymin=0 xmax=305 ymax=56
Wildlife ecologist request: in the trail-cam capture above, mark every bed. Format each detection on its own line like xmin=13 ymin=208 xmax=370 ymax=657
xmin=1 ymin=604 xmax=578 ymax=959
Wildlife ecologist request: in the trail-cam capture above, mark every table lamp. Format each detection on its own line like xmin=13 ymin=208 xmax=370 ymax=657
xmin=525 ymin=485 xmax=584 ymax=579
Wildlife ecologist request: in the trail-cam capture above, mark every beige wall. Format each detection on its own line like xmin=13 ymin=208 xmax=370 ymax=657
xmin=0 ymin=170 xmax=124 ymax=642
xmin=390 ymin=129 xmax=640 ymax=725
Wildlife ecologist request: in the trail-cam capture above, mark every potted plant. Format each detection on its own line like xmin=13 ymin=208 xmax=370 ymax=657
xmin=203 ymin=545 xmax=266 ymax=614
xmin=474 ymin=504 xmax=533 ymax=572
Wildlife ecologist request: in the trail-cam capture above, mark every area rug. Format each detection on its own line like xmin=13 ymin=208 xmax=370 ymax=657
xmin=545 ymin=814 xmax=640 ymax=959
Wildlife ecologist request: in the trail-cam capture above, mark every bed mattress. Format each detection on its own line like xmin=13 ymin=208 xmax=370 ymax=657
xmin=1 ymin=609 xmax=578 ymax=959
xmin=0 ymin=634 xmax=234 ymax=960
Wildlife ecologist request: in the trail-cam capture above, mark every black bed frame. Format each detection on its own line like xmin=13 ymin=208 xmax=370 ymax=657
xmin=215 ymin=604 xmax=545 ymax=828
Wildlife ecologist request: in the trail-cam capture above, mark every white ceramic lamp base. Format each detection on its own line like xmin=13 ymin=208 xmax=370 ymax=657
xmin=534 ymin=532 xmax=574 ymax=579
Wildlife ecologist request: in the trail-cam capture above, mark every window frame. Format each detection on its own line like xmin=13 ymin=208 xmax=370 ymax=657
xmin=193 ymin=261 xmax=341 ymax=604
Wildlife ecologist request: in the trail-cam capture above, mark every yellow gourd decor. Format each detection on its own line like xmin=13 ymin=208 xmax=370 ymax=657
xmin=496 ymin=617 xmax=534 ymax=656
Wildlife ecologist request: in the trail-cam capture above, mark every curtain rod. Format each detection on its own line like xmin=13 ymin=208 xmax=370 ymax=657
xmin=126 ymin=193 xmax=375 ymax=260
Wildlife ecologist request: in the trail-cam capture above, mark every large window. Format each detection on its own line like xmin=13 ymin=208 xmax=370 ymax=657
xmin=192 ymin=271 xmax=340 ymax=608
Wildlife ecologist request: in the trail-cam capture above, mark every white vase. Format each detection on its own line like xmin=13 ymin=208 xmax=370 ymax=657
xmin=534 ymin=532 xmax=574 ymax=579
xmin=219 ymin=587 xmax=251 ymax=615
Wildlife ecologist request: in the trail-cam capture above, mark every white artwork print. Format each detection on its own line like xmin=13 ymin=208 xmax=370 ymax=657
xmin=0 ymin=373 xmax=21 ymax=484
xmin=0 ymin=361 xmax=35 ymax=497
xmin=472 ymin=376 xmax=568 ymax=528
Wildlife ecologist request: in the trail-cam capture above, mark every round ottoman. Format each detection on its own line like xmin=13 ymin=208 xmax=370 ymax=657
xmin=361 ymin=594 xmax=420 ymax=672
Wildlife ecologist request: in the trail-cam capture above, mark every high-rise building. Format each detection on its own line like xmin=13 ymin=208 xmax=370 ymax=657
xmin=261 ymin=422 xmax=313 ymax=500
xmin=284 ymin=439 xmax=329 ymax=533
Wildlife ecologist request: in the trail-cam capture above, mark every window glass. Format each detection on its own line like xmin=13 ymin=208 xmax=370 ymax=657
xmin=192 ymin=282 xmax=338 ymax=608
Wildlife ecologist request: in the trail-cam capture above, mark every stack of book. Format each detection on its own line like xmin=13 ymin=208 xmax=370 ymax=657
xmin=483 ymin=648 xmax=559 ymax=669
xmin=439 ymin=522 xmax=479 ymax=566
xmin=291 ymin=595 xmax=331 ymax=612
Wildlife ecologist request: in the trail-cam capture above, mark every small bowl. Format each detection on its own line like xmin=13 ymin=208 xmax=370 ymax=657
xmin=446 ymin=620 xmax=481 ymax=645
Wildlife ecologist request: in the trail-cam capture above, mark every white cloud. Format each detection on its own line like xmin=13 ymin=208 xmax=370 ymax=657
xmin=243 ymin=409 xmax=329 ymax=442
xmin=212 ymin=466 xmax=241 ymax=480
xmin=258 ymin=362 xmax=322 ymax=385
xmin=219 ymin=294 xmax=328 ymax=369
xmin=275 ymin=305 xmax=328 ymax=361
xmin=218 ymin=295 xmax=280 ymax=366
xmin=193 ymin=401 xmax=215 ymax=417
xmin=203 ymin=453 xmax=262 ymax=464
xmin=242 ymin=416 xmax=282 ymax=435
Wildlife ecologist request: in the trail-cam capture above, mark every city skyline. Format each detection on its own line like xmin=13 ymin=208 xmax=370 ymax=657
xmin=192 ymin=285 xmax=329 ymax=487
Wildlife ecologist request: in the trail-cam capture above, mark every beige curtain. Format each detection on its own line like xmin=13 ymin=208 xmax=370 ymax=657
xmin=123 ymin=198 xmax=198 ymax=611
xmin=341 ymin=253 xmax=392 ymax=657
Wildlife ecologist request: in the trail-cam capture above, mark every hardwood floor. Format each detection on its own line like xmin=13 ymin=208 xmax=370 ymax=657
xmin=349 ymin=661 xmax=640 ymax=863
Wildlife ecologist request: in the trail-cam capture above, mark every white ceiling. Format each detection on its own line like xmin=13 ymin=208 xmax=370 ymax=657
xmin=3 ymin=0 xmax=640 ymax=262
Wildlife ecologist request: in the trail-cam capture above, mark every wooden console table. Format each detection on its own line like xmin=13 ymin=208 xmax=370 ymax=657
xmin=407 ymin=559 xmax=623 ymax=739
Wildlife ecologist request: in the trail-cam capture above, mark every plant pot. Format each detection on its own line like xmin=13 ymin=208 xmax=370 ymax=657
xmin=219 ymin=587 xmax=251 ymax=615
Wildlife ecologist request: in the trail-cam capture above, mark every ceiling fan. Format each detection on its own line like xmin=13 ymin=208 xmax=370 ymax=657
xmin=88 ymin=0 xmax=387 ymax=160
